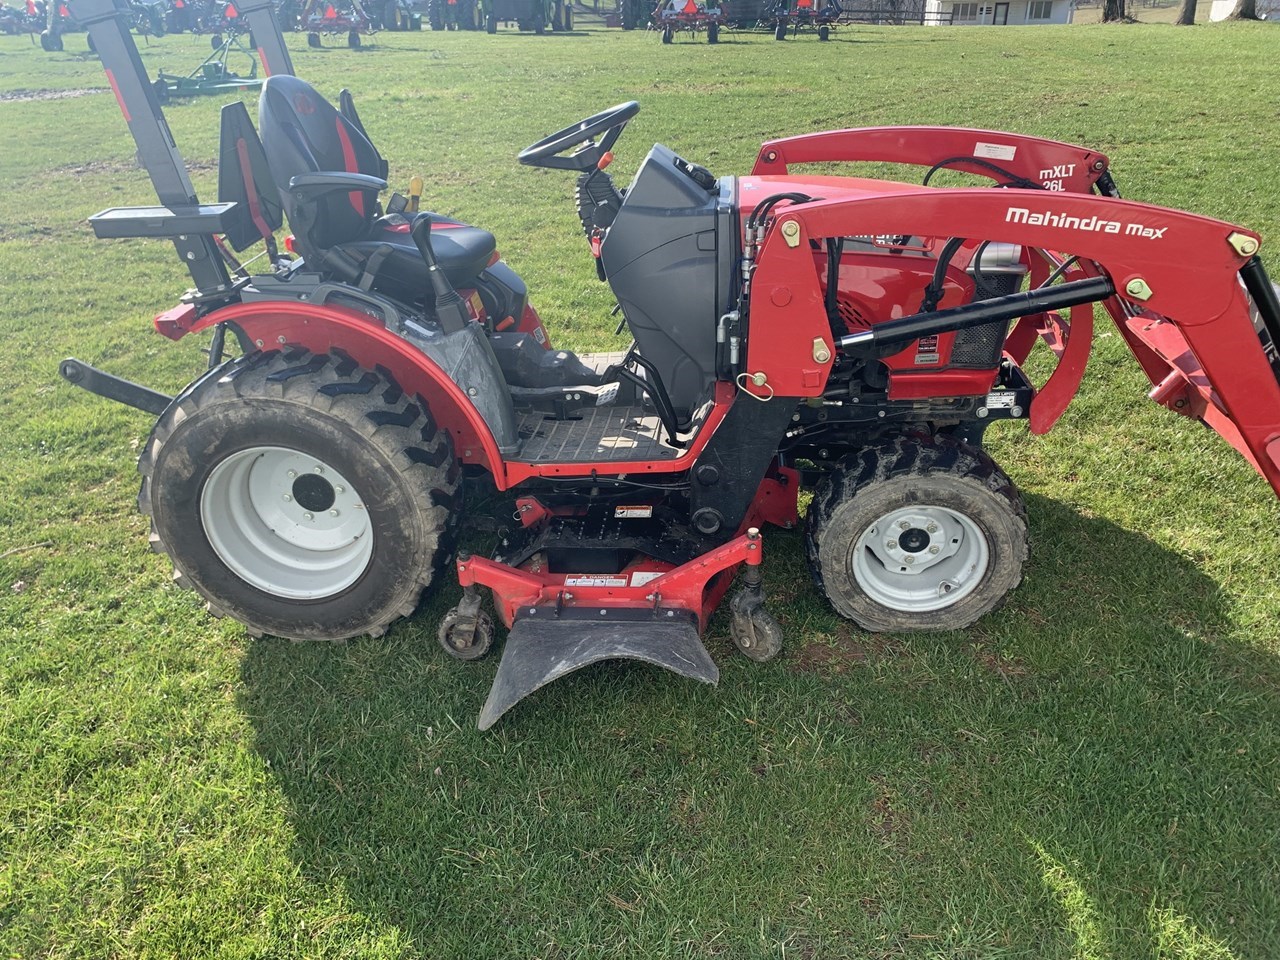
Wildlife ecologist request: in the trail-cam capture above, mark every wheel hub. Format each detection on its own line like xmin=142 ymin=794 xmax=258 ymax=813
xmin=851 ymin=505 xmax=990 ymax=612
xmin=291 ymin=472 xmax=336 ymax=513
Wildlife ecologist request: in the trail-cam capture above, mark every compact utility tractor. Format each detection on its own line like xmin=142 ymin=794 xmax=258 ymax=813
xmin=64 ymin=0 xmax=1280 ymax=728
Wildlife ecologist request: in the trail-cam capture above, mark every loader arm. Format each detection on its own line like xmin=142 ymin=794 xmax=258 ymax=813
xmin=752 ymin=126 xmax=1113 ymax=194
xmin=743 ymin=187 xmax=1280 ymax=497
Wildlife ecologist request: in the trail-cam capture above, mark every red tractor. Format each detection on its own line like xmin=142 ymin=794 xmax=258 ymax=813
xmin=65 ymin=0 xmax=1280 ymax=728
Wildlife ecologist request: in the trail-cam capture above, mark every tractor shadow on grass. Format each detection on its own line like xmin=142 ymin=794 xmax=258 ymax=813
xmin=237 ymin=491 xmax=1280 ymax=955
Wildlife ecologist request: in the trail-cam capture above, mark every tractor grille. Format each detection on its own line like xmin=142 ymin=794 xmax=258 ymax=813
xmin=835 ymin=297 xmax=871 ymax=332
xmin=950 ymin=320 xmax=1009 ymax=368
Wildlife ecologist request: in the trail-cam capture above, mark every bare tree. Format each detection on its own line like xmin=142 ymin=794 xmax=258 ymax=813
xmin=1225 ymin=0 xmax=1258 ymax=17
xmin=1102 ymin=0 xmax=1127 ymax=19
xmin=1176 ymin=0 xmax=1197 ymax=23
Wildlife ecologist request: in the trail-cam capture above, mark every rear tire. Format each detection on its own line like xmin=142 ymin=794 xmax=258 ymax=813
xmin=139 ymin=350 xmax=461 ymax=642
xmin=805 ymin=435 xmax=1028 ymax=632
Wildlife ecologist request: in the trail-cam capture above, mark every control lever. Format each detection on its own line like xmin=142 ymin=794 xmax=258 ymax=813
xmin=410 ymin=217 xmax=470 ymax=335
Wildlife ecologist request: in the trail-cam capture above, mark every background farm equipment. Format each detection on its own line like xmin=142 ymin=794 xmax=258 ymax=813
xmin=772 ymin=0 xmax=841 ymax=38
xmin=151 ymin=28 xmax=260 ymax=100
xmin=479 ymin=0 xmax=569 ymax=31
xmin=62 ymin=0 xmax=1280 ymax=731
xmin=300 ymin=0 xmax=373 ymax=45
xmin=653 ymin=0 xmax=725 ymax=42
xmin=1 ymin=0 xmax=47 ymax=35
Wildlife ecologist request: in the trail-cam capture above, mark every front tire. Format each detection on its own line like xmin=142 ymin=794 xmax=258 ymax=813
xmin=805 ymin=435 xmax=1028 ymax=632
xmin=139 ymin=350 xmax=461 ymax=642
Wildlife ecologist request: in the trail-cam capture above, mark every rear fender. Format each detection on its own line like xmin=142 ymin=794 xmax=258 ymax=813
xmin=752 ymin=126 xmax=1109 ymax=193
xmin=174 ymin=300 xmax=512 ymax=482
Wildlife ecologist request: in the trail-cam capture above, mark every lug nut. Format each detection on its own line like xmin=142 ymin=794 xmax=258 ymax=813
xmin=926 ymin=522 xmax=938 ymax=534
xmin=899 ymin=520 xmax=911 ymax=530
xmin=335 ymin=486 xmax=345 ymax=494
xmin=303 ymin=512 xmax=314 ymax=520
xmin=282 ymin=494 xmax=292 ymax=502
xmin=885 ymin=539 xmax=897 ymax=550
xmin=314 ymin=465 xmax=324 ymax=474
xmin=929 ymin=545 xmax=940 ymax=555
xmin=904 ymin=556 xmax=915 ymax=565
xmin=330 ymin=509 xmax=339 ymax=517
xmin=287 ymin=470 xmax=297 ymax=478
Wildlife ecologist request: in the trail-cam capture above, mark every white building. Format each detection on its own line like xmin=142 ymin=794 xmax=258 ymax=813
xmin=923 ymin=0 xmax=1074 ymax=23
xmin=1208 ymin=0 xmax=1278 ymax=17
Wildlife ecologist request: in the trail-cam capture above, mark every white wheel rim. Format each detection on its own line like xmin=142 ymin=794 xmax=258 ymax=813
xmin=199 ymin=446 xmax=374 ymax=600
xmin=850 ymin=505 xmax=990 ymax=614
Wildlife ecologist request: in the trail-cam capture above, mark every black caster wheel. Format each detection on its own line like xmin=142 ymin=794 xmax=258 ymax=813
xmin=438 ymin=609 xmax=495 ymax=661
xmin=729 ymin=607 xmax=783 ymax=663
xmin=347 ymin=28 xmax=361 ymax=46
xmin=307 ymin=30 xmax=321 ymax=46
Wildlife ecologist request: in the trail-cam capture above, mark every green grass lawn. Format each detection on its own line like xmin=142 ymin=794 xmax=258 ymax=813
xmin=2 ymin=16 xmax=1280 ymax=960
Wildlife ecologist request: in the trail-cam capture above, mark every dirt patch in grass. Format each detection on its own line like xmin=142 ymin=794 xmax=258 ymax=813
xmin=867 ymin=775 xmax=910 ymax=846
xmin=789 ymin=628 xmax=902 ymax=675
xmin=0 ymin=87 xmax=106 ymax=104
xmin=968 ymin=646 xmax=1031 ymax=680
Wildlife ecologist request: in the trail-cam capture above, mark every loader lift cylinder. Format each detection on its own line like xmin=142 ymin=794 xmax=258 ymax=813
xmin=1240 ymin=256 xmax=1280 ymax=366
xmin=840 ymin=275 xmax=1115 ymax=354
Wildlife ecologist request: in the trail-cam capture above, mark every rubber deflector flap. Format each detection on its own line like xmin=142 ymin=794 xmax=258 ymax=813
xmin=477 ymin=616 xmax=718 ymax=730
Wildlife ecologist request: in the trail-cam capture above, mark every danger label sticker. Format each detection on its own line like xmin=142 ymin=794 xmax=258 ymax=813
xmin=614 ymin=505 xmax=654 ymax=519
xmin=974 ymin=141 xmax=1018 ymax=162
xmin=564 ymin=576 xmax=628 ymax=588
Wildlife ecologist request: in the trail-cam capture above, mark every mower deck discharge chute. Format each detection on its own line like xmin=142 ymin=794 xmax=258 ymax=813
xmin=65 ymin=0 xmax=1280 ymax=728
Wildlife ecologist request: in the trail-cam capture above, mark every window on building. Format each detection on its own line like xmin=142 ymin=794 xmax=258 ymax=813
xmin=952 ymin=1 xmax=980 ymax=19
xmin=1027 ymin=0 xmax=1053 ymax=18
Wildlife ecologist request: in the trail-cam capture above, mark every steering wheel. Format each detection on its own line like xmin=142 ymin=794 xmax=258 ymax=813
xmin=517 ymin=101 xmax=641 ymax=172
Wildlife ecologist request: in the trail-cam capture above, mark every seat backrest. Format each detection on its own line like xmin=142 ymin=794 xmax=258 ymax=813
xmin=258 ymin=74 xmax=383 ymax=254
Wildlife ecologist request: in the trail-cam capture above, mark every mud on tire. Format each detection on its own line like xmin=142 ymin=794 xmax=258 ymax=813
xmin=805 ymin=434 xmax=1028 ymax=632
xmin=138 ymin=349 xmax=461 ymax=642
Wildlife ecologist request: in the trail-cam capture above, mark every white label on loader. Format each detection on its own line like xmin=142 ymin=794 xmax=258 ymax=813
xmin=974 ymin=141 xmax=1018 ymax=162
xmin=565 ymin=576 xmax=628 ymax=588
xmin=630 ymin=571 xmax=663 ymax=587
xmin=615 ymin=505 xmax=654 ymax=519
xmin=985 ymin=391 xmax=1017 ymax=409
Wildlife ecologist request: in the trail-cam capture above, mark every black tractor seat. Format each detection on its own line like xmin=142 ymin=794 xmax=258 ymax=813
xmin=344 ymin=215 xmax=498 ymax=294
xmin=258 ymin=74 xmax=498 ymax=300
